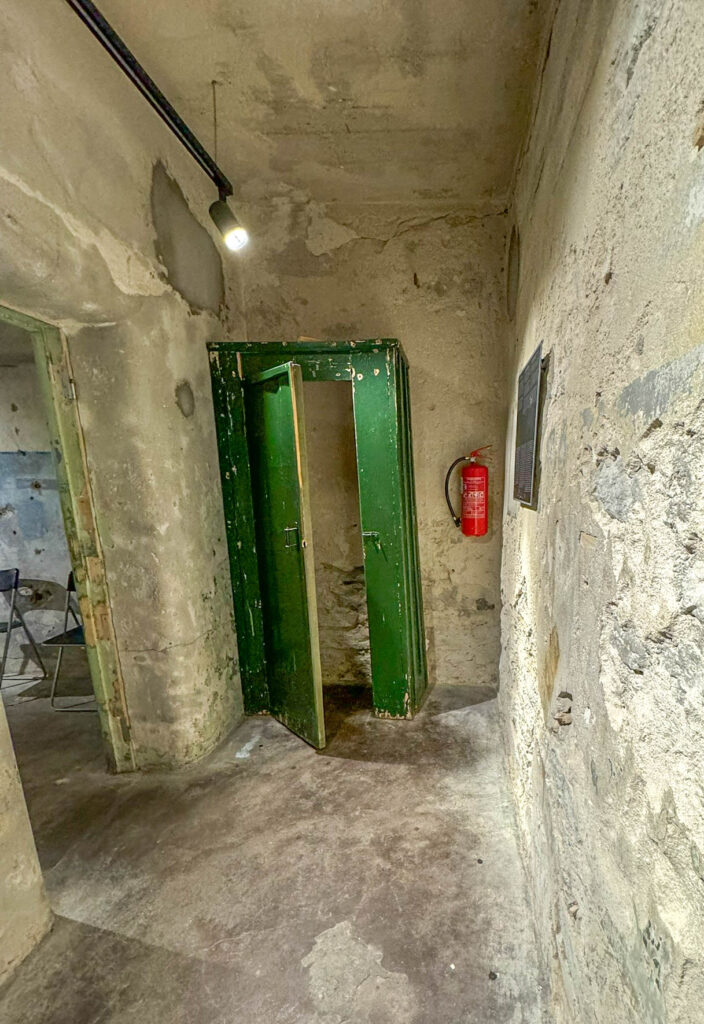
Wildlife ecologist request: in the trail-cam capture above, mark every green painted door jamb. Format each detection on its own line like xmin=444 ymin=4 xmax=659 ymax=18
xmin=208 ymin=346 xmax=268 ymax=714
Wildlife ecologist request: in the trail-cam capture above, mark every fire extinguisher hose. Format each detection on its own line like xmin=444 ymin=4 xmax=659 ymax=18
xmin=444 ymin=456 xmax=470 ymax=528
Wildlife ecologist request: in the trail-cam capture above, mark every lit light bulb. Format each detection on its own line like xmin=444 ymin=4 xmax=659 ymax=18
xmin=209 ymin=198 xmax=249 ymax=252
xmin=224 ymin=226 xmax=249 ymax=251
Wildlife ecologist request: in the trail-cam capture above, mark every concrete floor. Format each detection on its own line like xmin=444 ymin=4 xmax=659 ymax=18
xmin=0 ymin=684 xmax=546 ymax=1023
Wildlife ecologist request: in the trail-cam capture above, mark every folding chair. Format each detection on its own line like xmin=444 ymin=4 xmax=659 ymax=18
xmin=0 ymin=568 xmax=48 ymax=687
xmin=42 ymin=571 xmax=95 ymax=712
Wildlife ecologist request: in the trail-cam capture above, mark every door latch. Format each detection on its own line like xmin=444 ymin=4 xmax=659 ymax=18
xmin=284 ymin=525 xmax=300 ymax=550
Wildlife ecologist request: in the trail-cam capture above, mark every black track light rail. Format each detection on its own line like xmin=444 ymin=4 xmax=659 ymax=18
xmin=64 ymin=0 xmax=233 ymax=198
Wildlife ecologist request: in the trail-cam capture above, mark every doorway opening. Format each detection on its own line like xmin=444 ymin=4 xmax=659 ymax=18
xmin=0 ymin=319 xmax=94 ymax=711
xmin=302 ymin=380 xmax=372 ymax=736
xmin=209 ymin=340 xmax=427 ymax=749
xmin=0 ymin=305 xmax=133 ymax=775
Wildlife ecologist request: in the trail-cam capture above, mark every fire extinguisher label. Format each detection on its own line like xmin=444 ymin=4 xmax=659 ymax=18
xmin=460 ymin=462 xmax=489 ymax=536
xmin=463 ymin=490 xmax=485 ymax=517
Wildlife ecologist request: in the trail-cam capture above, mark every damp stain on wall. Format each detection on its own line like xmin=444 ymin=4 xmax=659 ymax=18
xmin=151 ymin=161 xmax=225 ymax=314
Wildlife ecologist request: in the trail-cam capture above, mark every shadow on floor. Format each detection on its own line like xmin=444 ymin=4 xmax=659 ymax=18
xmin=321 ymin=681 xmax=498 ymax=768
xmin=12 ymin=643 xmax=94 ymax=699
xmin=0 ymin=915 xmax=252 ymax=1024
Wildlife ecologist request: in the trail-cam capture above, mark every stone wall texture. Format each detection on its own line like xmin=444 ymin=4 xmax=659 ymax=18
xmin=303 ymin=380 xmax=371 ymax=688
xmin=500 ymin=1 xmax=704 ymax=1020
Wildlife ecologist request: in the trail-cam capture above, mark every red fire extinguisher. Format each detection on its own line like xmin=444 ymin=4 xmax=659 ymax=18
xmin=445 ymin=447 xmax=491 ymax=536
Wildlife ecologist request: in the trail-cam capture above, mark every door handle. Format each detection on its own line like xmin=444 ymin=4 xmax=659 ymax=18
xmin=284 ymin=525 xmax=300 ymax=550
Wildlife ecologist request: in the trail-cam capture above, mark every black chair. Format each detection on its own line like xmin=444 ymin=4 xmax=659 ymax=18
xmin=42 ymin=571 xmax=95 ymax=712
xmin=0 ymin=568 xmax=48 ymax=687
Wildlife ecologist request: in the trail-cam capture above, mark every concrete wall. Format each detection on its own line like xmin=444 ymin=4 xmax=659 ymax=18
xmin=0 ymin=0 xmax=245 ymax=768
xmin=241 ymin=200 xmax=508 ymax=690
xmin=303 ymin=381 xmax=370 ymax=687
xmin=0 ymin=346 xmax=50 ymax=451
xmin=500 ymin=1 xmax=704 ymax=1020
xmin=0 ymin=701 xmax=50 ymax=983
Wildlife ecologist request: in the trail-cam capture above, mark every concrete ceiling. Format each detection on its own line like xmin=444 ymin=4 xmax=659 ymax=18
xmin=94 ymin=0 xmax=550 ymax=208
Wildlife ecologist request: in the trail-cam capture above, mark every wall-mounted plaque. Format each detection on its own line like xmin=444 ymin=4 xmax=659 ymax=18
xmin=513 ymin=343 xmax=543 ymax=506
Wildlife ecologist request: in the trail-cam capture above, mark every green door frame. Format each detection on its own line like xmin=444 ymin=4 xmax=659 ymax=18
xmin=0 ymin=304 xmax=135 ymax=772
xmin=208 ymin=340 xmax=428 ymax=721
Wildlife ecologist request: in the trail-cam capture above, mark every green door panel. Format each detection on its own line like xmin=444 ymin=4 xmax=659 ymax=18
xmin=208 ymin=347 xmax=268 ymax=713
xmin=245 ymin=362 xmax=325 ymax=748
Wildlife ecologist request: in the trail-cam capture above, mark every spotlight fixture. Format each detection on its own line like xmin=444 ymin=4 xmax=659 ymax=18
xmin=209 ymin=198 xmax=249 ymax=251
xmin=64 ymin=0 xmax=249 ymax=252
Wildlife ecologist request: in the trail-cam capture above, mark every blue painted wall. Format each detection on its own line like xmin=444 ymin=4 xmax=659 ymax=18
xmin=0 ymin=357 xmax=72 ymax=665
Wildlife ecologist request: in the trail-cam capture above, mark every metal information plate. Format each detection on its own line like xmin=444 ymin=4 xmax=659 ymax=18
xmin=513 ymin=343 xmax=542 ymax=506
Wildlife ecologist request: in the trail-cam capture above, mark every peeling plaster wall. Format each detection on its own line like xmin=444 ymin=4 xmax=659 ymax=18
xmin=500 ymin=1 xmax=704 ymax=1020
xmin=242 ymin=201 xmax=508 ymax=689
xmin=0 ymin=0 xmax=245 ymax=769
xmin=0 ymin=701 xmax=50 ymax=983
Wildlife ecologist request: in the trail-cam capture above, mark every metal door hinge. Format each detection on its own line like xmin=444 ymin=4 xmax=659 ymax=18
xmin=58 ymin=366 xmax=78 ymax=401
xmin=284 ymin=525 xmax=300 ymax=549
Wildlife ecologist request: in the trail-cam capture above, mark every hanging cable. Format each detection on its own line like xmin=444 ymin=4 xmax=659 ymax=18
xmin=444 ymin=456 xmax=470 ymax=528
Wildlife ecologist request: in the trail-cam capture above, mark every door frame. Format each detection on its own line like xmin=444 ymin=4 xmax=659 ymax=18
xmin=0 ymin=304 xmax=134 ymax=772
xmin=208 ymin=340 xmax=428 ymax=721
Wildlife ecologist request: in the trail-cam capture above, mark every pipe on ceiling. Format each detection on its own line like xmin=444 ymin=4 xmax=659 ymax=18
xmin=64 ymin=0 xmax=233 ymax=199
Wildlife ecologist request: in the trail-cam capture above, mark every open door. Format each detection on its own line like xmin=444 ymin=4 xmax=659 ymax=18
xmin=244 ymin=362 xmax=325 ymax=748
xmin=209 ymin=340 xmax=426 ymax=728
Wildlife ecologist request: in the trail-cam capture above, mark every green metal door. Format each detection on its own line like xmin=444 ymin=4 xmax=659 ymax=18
xmin=245 ymin=362 xmax=325 ymax=748
xmin=209 ymin=341 xmax=427 ymax=725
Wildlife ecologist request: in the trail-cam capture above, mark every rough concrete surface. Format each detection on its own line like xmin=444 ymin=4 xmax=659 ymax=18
xmin=0 ymin=688 xmax=545 ymax=1023
xmin=0 ymin=701 xmax=50 ymax=984
xmin=500 ymin=1 xmax=704 ymax=1021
